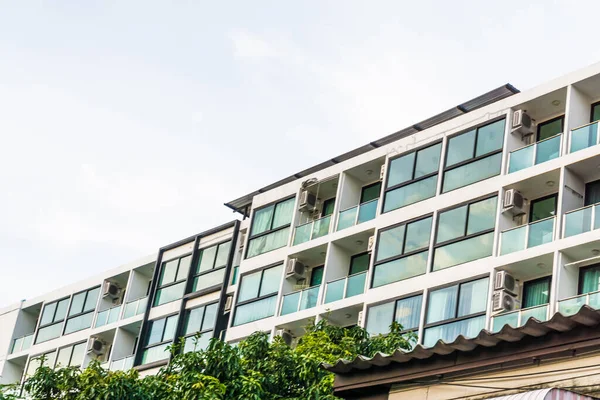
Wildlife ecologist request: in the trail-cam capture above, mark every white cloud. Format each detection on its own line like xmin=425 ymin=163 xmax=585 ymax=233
xmin=230 ymin=31 xmax=275 ymax=60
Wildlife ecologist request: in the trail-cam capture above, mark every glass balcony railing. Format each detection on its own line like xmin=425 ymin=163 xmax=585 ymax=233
xmin=558 ymin=290 xmax=600 ymax=316
xmin=108 ymin=355 xmax=135 ymax=371
xmin=10 ymin=333 xmax=34 ymax=354
xmin=570 ymin=121 xmax=599 ymax=153
xmin=508 ymin=134 xmax=562 ymax=173
xmin=94 ymin=304 xmax=122 ymax=328
xmin=122 ymin=297 xmax=148 ymax=319
xmin=280 ymin=286 xmax=320 ymax=315
xmin=337 ymin=199 xmax=379 ymax=231
xmin=293 ymin=215 xmax=332 ymax=245
xmin=563 ymin=203 xmax=600 ymax=238
xmin=324 ymin=272 xmax=367 ymax=303
xmin=499 ymin=216 xmax=555 ymax=255
xmin=491 ymin=304 xmax=548 ymax=332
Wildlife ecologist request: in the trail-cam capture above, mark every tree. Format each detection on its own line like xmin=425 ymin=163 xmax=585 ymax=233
xmin=4 ymin=320 xmax=413 ymax=399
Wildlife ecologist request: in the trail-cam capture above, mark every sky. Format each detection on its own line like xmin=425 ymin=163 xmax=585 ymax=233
xmin=1 ymin=0 xmax=600 ymax=307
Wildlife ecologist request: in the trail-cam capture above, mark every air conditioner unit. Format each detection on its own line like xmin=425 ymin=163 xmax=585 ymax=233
xmin=512 ymin=110 xmax=533 ymax=136
xmin=379 ymin=164 xmax=386 ymax=181
xmin=87 ymin=338 xmax=108 ymax=356
xmin=494 ymin=271 xmax=517 ymax=295
xmin=102 ymin=282 xmax=121 ymax=300
xmin=274 ymin=329 xmax=293 ymax=346
xmin=492 ymin=290 xmax=521 ymax=312
xmin=298 ymin=190 xmax=317 ymax=212
xmin=367 ymin=236 xmax=375 ymax=253
xmin=224 ymin=296 xmax=233 ymax=312
xmin=286 ymin=259 xmax=306 ymax=280
xmin=357 ymin=311 xmax=364 ymax=326
xmin=502 ymin=189 xmax=525 ymax=216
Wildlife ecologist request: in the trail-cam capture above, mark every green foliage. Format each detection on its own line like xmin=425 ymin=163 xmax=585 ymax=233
xmin=4 ymin=320 xmax=412 ymax=400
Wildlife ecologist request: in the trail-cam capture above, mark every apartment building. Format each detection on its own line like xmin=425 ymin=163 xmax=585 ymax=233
xmin=4 ymin=62 xmax=600 ymax=387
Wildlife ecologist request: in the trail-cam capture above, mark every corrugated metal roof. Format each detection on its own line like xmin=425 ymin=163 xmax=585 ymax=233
xmin=224 ymin=84 xmax=519 ymax=216
xmin=490 ymin=388 xmax=596 ymax=399
xmin=324 ymin=305 xmax=600 ymax=374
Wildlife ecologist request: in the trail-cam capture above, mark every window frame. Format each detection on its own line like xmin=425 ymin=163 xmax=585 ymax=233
xmin=321 ymin=197 xmax=336 ymax=217
xmin=245 ymin=195 xmax=296 ymax=259
xmin=154 ymin=253 xmax=192 ymax=306
xmin=441 ymin=116 xmax=506 ymax=193
xmin=34 ymin=297 xmax=71 ymax=344
xmin=431 ymin=195 xmax=497 ymax=271
xmin=181 ymin=302 xmax=218 ymax=351
xmin=536 ymin=115 xmax=564 ymax=142
xmin=423 ymin=276 xmax=489 ymax=330
xmin=63 ymin=286 xmax=100 ymax=335
xmin=232 ymin=263 xmax=283 ymax=326
xmin=360 ymin=181 xmax=382 ymax=204
xmin=25 ymin=350 xmax=57 ymax=378
xmin=55 ymin=341 xmax=87 ymax=368
xmin=522 ymin=276 xmax=551 ymax=308
xmin=309 ymin=265 xmax=324 ymax=287
xmin=528 ymin=193 xmax=557 ymax=223
xmin=141 ymin=313 xmax=179 ymax=363
xmin=349 ymin=252 xmax=371 ymax=275
xmin=383 ymin=141 xmax=442 ymax=212
xmin=191 ymin=239 xmax=232 ymax=293
xmin=578 ymin=263 xmax=600 ymax=295
xmin=365 ymin=292 xmax=424 ymax=336
xmin=590 ymin=101 xmax=600 ymax=123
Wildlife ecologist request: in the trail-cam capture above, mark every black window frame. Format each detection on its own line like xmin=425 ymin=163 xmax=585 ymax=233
xmin=25 ymin=350 xmax=57 ymax=378
xmin=591 ymin=101 xmax=600 ymax=123
xmin=578 ymin=263 xmax=600 ymax=295
xmin=232 ymin=263 xmax=283 ymax=326
xmin=63 ymin=286 xmax=101 ymax=336
xmin=372 ymin=214 xmax=433 ymax=288
xmin=522 ymin=276 xmax=551 ymax=308
xmin=423 ymin=276 xmax=489 ymax=331
xmin=536 ymin=115 xmax=564 ymax=142
xmin=365 ymin=292 xmax=424 ymax=336
xmin=34 ymin=297 xmax=70 ymax=344
xmin=349 ymin=252 xmax=371 ymax=276
xmin=55 ymin=341 xmax=87 ymax=368
xmin=190 ymin=240 xmax=232 ymax=293
xmin=246 ymin=195 xmax=296 ymax=259
xmin=431 ymin=195 xmax=497 ymax=271
xmin=154 ymin=253 xmax=192 ymax=307
xmin=309 ymin=265 xmax=324 ymax=287
xmin=321 ymin=197 xmax=336 ymax=217
xmin=360 ymin=181 xmax=382 ymax=204
xmin=141 ymin=313 xmax=179 ymax=364
xmin=528 ymin=193 xmax=558 ymax=223
xmin=383 ymin=141 xmax=442 ymax=213
xmin=181 ymin=302 xmax=219 ymax=352
xmin=441 ymin=116 xmax=506 ymax=193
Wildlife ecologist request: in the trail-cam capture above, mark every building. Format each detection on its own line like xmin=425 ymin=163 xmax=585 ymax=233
xmin=4 ymin=61 xmax=600 ymax=389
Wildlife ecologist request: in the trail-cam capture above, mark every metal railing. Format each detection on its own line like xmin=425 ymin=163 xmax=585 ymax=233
xmin=94 ymin=304 xmax=122 ymax=328
xmin=508 ymin=134 xmax=562 ymax=173
xmin=10 ymin=333 xmax=34 ymax=354
xmin=122 ymin=296 xmax=148 ymax=319
xmin=280 ymin=286 xmax=320 ymax=315
xmin=336 ymin=198 xmax=379 ymax=231
xmin=293 ymin=214 xmax=332 ymax=245
xmin=499 ymin=216 xmax=555 ymax=255
xmin=557 ymin=290 xmax=600 ymax=316
xmin=563 ymin=203 xmax=600 ymax=238
xmin=491 ymin=304 xmax=548 ymax=332
xmin=569 ymin=121 xmax=600 ymax=153
xmin=323 ymin=272 xmax=367 ymax=303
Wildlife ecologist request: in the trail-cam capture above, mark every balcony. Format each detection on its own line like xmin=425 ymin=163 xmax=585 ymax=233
xmin=563 ymin=203 xmax=600 ymax=238
xmin=108 ymin=355 xmax=135 ymax=371
xmin=336 ymin=199 xmax=378 ymax=231
xmin=508 ymin=134 xmax=562 ymax=173
xmin=499 ymin=216 xmax=555 ymax=255
xmin=122 ymin=297 xmax=148 ymax=319
xmin=557 ymin=290 xmax=600 ymax=316
xmin=280 ymin=286 xmax=320 ymax=315
xmin=94 ymin=305 xmax=122 ymax=328
xmin=323 ymin=272 xmax=367 ymax=304
xmin=491 ymin=304 xmax=549 ymax=332
xmin=293 ymin=215 xmax=332 ymax=246
xmin=570 ymin=121 xmax=599 ymax=153
xmin=10 ymin=333 xmax=34 ymax=354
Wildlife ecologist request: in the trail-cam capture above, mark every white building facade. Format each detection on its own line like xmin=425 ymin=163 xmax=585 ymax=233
xmin=5 ymin=62 xmax=600 ymax=385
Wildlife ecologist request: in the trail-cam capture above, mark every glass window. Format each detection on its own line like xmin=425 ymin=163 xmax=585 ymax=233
xmin=56 ymin=342 xmax=86 ymax=368
xmin=529 ymin=195 xmax=557 ymax=222
xmin=247 ymin=197 xmax=295 ymax=258
xmin=62 ymin=286 xmax=99 ymax=335
xmin=155 ymin=254 xmax=192 ymax=307
xmin=182 ymin=303 xmax=218 ymax=353
xmin=443 ymin=119 xmax=505 ymax=193
xmin=349 ymin=253 xmax=370 ymax=275
xmin=366 ymin=295 xmax=422 ymax=336
xmin=580 ymin=264 xmax=600 ymax=294
xmin=373 ymin=216 xmax=432 ymax=287
xmin=384 ymin=143 xmax=442 ymax=213
xmin=424 ymin=278 xmax=489 ymax=346
xmin=522 ymin=277 xmax=550 ymax=308
xmin=592 ymin=103 xmax=600 ymax=123
xmin=537 ymin=116 xmax=563 ymax=141
xmin=433 ymin=197 xmax=497 ymax=271
xmin=191 ymin=241 xmax=232 ymax=293
xmin=361 ymin=182 xmax=381 ymax=203
xmin=233 ymin=264 xmax=283 ymax=326
xmin=141 ymin=315 xmax=179 ymax=365
xmin=322 ymin=198 xmax=336 ymax=217
xmin=309 ymin=266 xmax=324 ymax=287
xmin=26 ymin=351 xmax=57 ymax=377
xmin=585 ymin=180 xmax=600 ymax=206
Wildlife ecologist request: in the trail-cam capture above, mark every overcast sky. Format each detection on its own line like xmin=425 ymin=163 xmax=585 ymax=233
xmin=1 ymin=0 xmax=600 ymax=307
